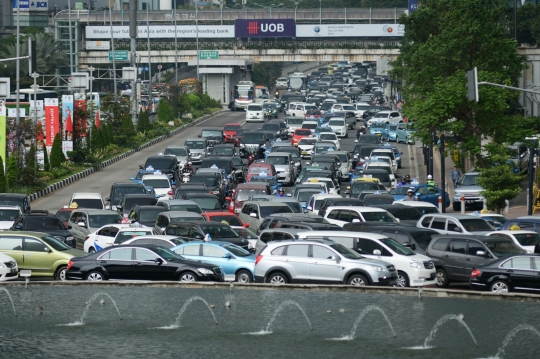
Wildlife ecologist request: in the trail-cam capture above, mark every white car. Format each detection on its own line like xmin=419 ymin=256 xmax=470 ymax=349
xmin=392 ymin=201 xmax=441 ymax=214
xmin=364 ymin=162 xmax=396 ymax=188
xmin=141 ymin=173 xmax=174 ymax=199
xmin=297 ymin=231 xmax=436 ymax=287
xmin=276 ymin=77 xmax=288 ymax=89
xmin=303 ymin=177 xmax=339 ymax=195
xmin=84 ymin=223 xmax=156 ymax=253
xmin=69 ymin=193 xmax=105 ymax=210
xmin=0 ymin=206 xmax=22 ymax=230
xmin=324 ymin=206 xmax=398 ymax=227
xmin=305 ymin=194 xmax=342 ymax=214
xmin=246 ymin=104 xmax=264 ymax=122
xmin=0 ymin=252 xmax=18 ymax=281
xmin=285 ymin=102 xmax=305 ymax=117
xmin=317 ymin=132 xmax=340 ymax=150
xmin=355 ymin=102 xmax=371 ymax=119
xmin=367 ymin=111 xmax=403 ymax=126
xmin=485 ymin=230 xmax=540 ymax=253
xmin=327 ymin=118 xmax=348 ymax=138
xmin=297 ymin=137 xmax=317 ymax=159
xmin=371 ymin=148 xmax=398 ymax=173
xmin=119 ymin=235 xmax=187 ymax=249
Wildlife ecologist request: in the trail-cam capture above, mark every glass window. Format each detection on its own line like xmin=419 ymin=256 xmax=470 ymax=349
xmin=260 ymin=232 xmax=273 ymax=243
xmin=312 ymin=245 xmax=336 ymax=259
xmin=431 ymin=237 xmax=451 ymax=251
xmin=0 ymin=236 xmax=23 ymax=250
xmin=513 ymin=233 xmax=540 ymax=246
xmin=286 ymin=244 xmax=309 ymax=257
xmin=24 ymin=238 xmax=47 ymax=252
xmin=131 ymin=238 xmax=154 ymax=245
xmin=203 ymin=244 xmax=227 ymax=258
xmin=483 ymin=239 xmax=526 ymax=256
xmin=502 ymin=257 xmax=532 ymax=270
xmin=271 ymin=246 xmax=286 ymax=255
xmin=327 ymin=210 xmax=339 ymax=220
xmin=447 ymin=220 xmax=462 ymax=232
xmin=182 ymin=244 xmax=201 ymax=256
xmin=135 ymin=248 xmax=158 ymax=261
xmin=459 ymin=218 xmax=493 ymax=232
xmin=338 ymin=210 xmax=350 ymax=222
xmin=108 ymin=248 xmax=133 ymax=260
xmin=533 ymin=257 xmax=540 ymax=270
xmin=357 ymin=238 xmax=382 ymax=255
xmin=450 ymin=240 xmax=467 ymax=254
xmin=467 ymin=241 xmax=485 ymax=256
xmin=431 ymin=218 xmax=446 ymax=230
xmin=114 ymin=231 xmax=153 ymax=244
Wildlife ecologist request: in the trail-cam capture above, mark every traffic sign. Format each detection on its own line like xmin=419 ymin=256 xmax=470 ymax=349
xmin=108 ymin=50 xmax=129 ymax=62
xmin=157 ymin=64 xmax=162 ymax=71
xmin=199 ymin=50 xmax=219 ymax=60
xmin=141 ymin=66 xmax=149 ymax=72
xmin=68 ymin=76 xmax=72 ymax=83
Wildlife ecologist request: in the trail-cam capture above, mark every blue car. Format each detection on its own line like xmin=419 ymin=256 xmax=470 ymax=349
xmin=382 ymin=123 xmax=399 ymax=142
xmin=249 ymin=175 xmax=281 ymax=194
xmin=129 ymin=169 xmax=157 ymax=184
xmin=368 ymin=122 xmax=386 ymax=137
xmin=389 ymin=183 xmax=451 ymax=207
xmin=170 ymin=241 xmax=255 ymax=283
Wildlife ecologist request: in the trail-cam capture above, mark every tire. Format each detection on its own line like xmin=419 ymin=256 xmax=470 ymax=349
xmin=88 ymin=247 xmax=96 ymax=254
xmin=267 ymin=272 xmax=289 ymax=284
xmin=396 ymin=136 xmax=401 ymax=143
xmin=436 ymin=268 xmax=450 ymax=288
xmin=86 ymin=271 xmax=104 ymax=281
xmin=490 ymin=280 xmax=510 ymax=293
xmin=179 ymin=271 xmax=197 ymax=283
xmin=396 ymin=271 xmax=410 ymax=287
xmin=348 ymin=274 xmax=369 ymax=286
xmin=55 ymin=266 xmax=67 ymax=281
xmin=452 ymin=202 xmax=460 ymax=211
xmin=235 ymin=270 xmax=253 ymax=283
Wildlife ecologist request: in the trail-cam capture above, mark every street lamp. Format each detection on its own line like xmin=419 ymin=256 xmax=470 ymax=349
xmin=319 ymin=0 xmax=322 ymax=25
xmin=289 ymin=0 xmax=301 ymax=21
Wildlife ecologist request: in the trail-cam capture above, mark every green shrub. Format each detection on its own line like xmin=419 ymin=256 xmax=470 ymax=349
xmin=6 ymin=154 xmax=19 ymax=189
xmin=42 ymin=142 xmax=49 ymax=171
xmin=49 ymin=133 xmax=65 ymax=168
xmin=0 ymin=156 xmax=6 ymax=193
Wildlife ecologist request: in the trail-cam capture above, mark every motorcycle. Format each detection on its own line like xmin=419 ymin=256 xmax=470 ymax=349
xmin=182 ymin=172 xmax=192 ymax=183
xmin=247 ymin=154 xmax=256 ymax=166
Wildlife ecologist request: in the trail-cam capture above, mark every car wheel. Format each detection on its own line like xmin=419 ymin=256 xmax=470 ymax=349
xmin=452 ymin=202 xmax=460 ymax=211
xmin=86 ymin=271 xmax=104 ymax=281
xmin=436 ymin=268 xmax=450 ymax=288
xmin=490 ymin=280 xmax=510 ymax=293
xmin=348 ymin=274 xmax=369 ymax=286
xmin=396 ymin=271 xmax=410 ymax=287
xmin=88 ymin=247 xmax=96 ymax=254
xmin=179 ymin=271 xmax=197 ymax=282
xmin=235 ymin=270 xmax=253 ymax=283
xmin=396 ymin=136 xmax=400 ymax=143
xmin=55 ymin=266 xmax=67 ymax=281
xmin=267 ymin=272 xmax=289 ymax=284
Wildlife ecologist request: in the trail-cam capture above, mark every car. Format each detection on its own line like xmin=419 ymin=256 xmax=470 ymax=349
xmin=276 ymin=77 xmax=288 ymax=89
xmin=324 ymin=206 xmax=398 ymax=227
xmin=117 ymin=194 xmax=158 ymax=216
xmin=227 ymin=183 xmax=272 ymax=214
xmin=11 ymin=211 xmax=76 ymax=248
xmin=0 ymin=231 xmax=84 ymax=280
xmin=0 ymin=193 xmax=31 ymax=214
xmin=452 ymin=171 xmax=485 ymax=211
xmin=0 ymin=252 xmax=18 ymax=281
xmin=208 ymin=144 xmax=236 ymax=158
xmin=68 ymin=192 xmax=105 ymax=210
xmin=119 ymin=235 xmax=192 ymax=248
xmin=366 ymin=110 xmax=403 ymax=126
xmin=302 ymin=177 xmax=339 ymax=195
xmin=238 ymin=201 xmax=293 ymax=230
xmin=363 ymin=162 xmax=396 ymax=188
xmin=264 ymin=152 xmax=296 ymax=185
xmin=286 ymin=117 xmax=305 ymax=136
xmin=127 ymin=205 xmax=165 ymax=227
xmin=66 ymin=244 xmax=224 ymax=282
xmin=396 ymin=122 xmax=416 ymax=144
xmin=246 ymin=162 xmax=276 ymax=182
xmin=163 ymin=145 xmax=191 ymax=166
xmin=240 ymin=131 xmax=269 ymax=155
xmin=199 ymin=128 xmax=225 ymax=147
xmin=141 ymin=173 xmax=175 ymax=200
xmin=327 ymin=118 xmax=348 ymax=138
xmin=171 ymin=241 xmax=255 ymax=282
xmin=223 ymin=123 xmax=242 ymax=144
xmin=129 ymin=169 xmax=158 ymax=185
xmin=390 ymin=184 xmax=451 ymax=207
xmin=249 ymin=175 xmax=281 ymax=194
xmin=291 ymin=128 xmax=313 ymax=146
xmin=359 ymin=194 xmax=396 ymax=207
xmin=262 ymin=102 xmax=279 ymax=119
xmin=154 ymin=211 xmax=205 ymax=234
xmin=417 ymin=213 xmax=494 ymax=235
xmin=381 ymin=123 xmax=399 ymax=142
xmin=246 ymin=103 xmax=264 ymax=122
xmin=84 ymin=223 xmax=156 ymax=253
xmin=305 ymin=193 xmax=342 ymax=214
xmin=165 ymin=221 xmax=250 ymax=250
xmin=105 ymin=182 xmax=147 ymax=211
xmin=174 ymin=184 xmax=209 ymax=201
xmin=473 ymin=212 xmax=509 ymax=230
xmin=317 ymin=133 xmax=340 ymax=150
xmin=140 ymin=155 xmax=179 ymax=184
xmin=156 ymin=199 xmax=202 ymax=213
xmin=184 ymin=138 xmax=208 ymax=164
xmin=426 ymin=234 xmax=526 ymax=288
xmin=469 ymin=254 xmax=540 ymax=293
xmin=200 ymin=211 xmax=249 ymax=228
xmin=68 ymin=209 xmax=123 ymax=250
xmin=254 ymin=239 xmax=398 ymax=286
xmin=485 ymin=230 xmax=540 ymax=253
xmin=0 ymin=206 xmax=22 ymax=230
xmin=297 ymin=138 xmax=318 ymax=159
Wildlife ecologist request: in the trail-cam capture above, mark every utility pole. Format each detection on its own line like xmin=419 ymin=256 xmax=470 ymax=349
xmin=109 ymin=6 xmax=118 ymax=101
xmin=147 ymin=5 xmax=152 ymax=105
xmin=129 ymin=0 xmax=138 ymax=126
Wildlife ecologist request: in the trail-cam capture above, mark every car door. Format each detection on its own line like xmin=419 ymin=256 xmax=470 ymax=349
xmin=310 ymin=244 xmax=344 ymax=284
xmin=22 ymin=237 xmax=58 ymax=276
xmin=68 ymin=211 xmax=87 ymax=248
xmin=0 ymin=235 xmax=24 ymax=270
xmin=502 ymin=256 xmax=538 ymax=290
xmin=98 ymin=247 xmax=134 ymax=280
xmin=92 ymin=227 xmax=112 ymax=251
xmin=422 ymin=186 xmax=441 ymax=206
xmin=444 ymin=239 xmax=469 ymax=280
xmin=202 ymin=244 xmax=233 ymax=280
xmin=132 ymin=247 xmax=169 ymax=280
xmin=283 ymin=244 xmax=311 ymax=283
xmin=175 ymin=243 xmax=202 ymax=260
xmin=465 ymin=240 xmax=491 ymax=272
xmin=429 ymin=217 xmax=448 ymax=234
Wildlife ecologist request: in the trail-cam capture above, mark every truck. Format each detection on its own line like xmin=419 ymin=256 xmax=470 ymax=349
xmin=288 ymin=72 xmax=308 ymax=94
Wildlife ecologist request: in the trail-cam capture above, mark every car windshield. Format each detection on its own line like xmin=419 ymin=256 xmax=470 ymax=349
xmin=124 ymin=197 xmax=156 ymax=210
xmin=513 ymin=233 xmax=540 ymax=246
xmin=176 ymin=188 xmax=207 ymax=198
xmin=483 ymin=239 xmax=527 ymax=257
xmin=170 ymin=204 xmax=202 ymax=213
xmin=330 ymin=243 xmax=363 ymax=259
xmin=287 ymin=118 xmax=304 ymax=125
xmin=242 ymin=133 xmax=265 ymax=143
xmin=248 ymin=105 xmax=263 ymax=111
xmin=298 ymin=190 xmax=322 ymax=202
xmin=115 ymin=230 xmax=154 ymax=244
xmin=202 ymin=160 xmax=231 ymax=173
xmin=55 ymin=210 xmax=71 ymax=222
xmin=236 ymin=189 xmax=267 ymax=201
xmin=248 ymin=166 xmax=269 ymax=174
xmin=302 ymin=123 xmax=318 ymax=130
xmin=266 ymin=156 xmax=289 ymax=165
xmin=192 ymin=197 xmax=221 ymax=210
xmin=164 ymin=147 xmax=187 ymax=156
xmin=0 ymin=199 xmax=23 ymax=207
xmin=415 ymin=206 xmax=439 ymax=215
xmin=295 ymin=129 xmax=312 ymax=136
xmin=201 ymin=130 xmax=223 ymax=137
xmin=358 ymin=136 xmax=381 ymax=145
xmin=364 ymin=197 xmax=394 ymax=206
xmin=112 ymin=186 xmax=146 ymax=205
xmin=139 ymin=208 xmax=164 ymax=223
xmin=373 ymin=113 xmax=389 ymax=119
xmin=185 ymin=141 xmax=205 ymax=149
xmin=171 ymin=216 xmax=204 ymax=222
xmin=154 ymin=246 xmax=183 ymax=261
xmin=299 ymin=139 xmax=317 ymax=146
xmin=145 ymin=158 xmax=174 ymax=169
xmin=352 ymin=182 xmax=380 ymax=195
xmin=190 ymin=176 xmax=219 ymax=187
xmin=389 ymin=125 xmax=398 ymax=131
xmin=251 ymin=177 xmax=276 ymax=185
xmin=142 ymin=179 xmax=170 ymax=189
xmin=363 ymin=172 xmax=390 ymax=183
xmin=260 ymin=205 xmax=292 ymax=218
xmin=199 ymin=224 xmax=239 ymax=238
xmin=224 ymin=125 xmax=240 ymax=131
xmin=72 ymin=198 xmax=102 ymax=209
xmin=41 ymin=235 xmax=71 ymax=251
xmin=380 ymin=237 xmax=415 ymax=256
xmin=25 ymin=217 xmax=65 ymax=230
xmin=342 ymin=105 xmax=355 ymax=111
xmin=0 ymin=209 xmax=20 ymax=221
xmin=459 ymin=218 xmax=493 ymax=232
xmin=328 ymin=120 xmax=345 ymax=126
xmin=371 ymin=123 xmax=386 ymax=129
xmin=283 ymin=202 xmax=303 ymax=213
xmin=319 ymin=134 xmax=337 ymax=141
xmin=460 ymin=174 xmax=479 ymax=186
xmin=362 ymin=211 xmax=396 ymax=222
xmin=208 ymin=215 xmax=243 ymax=226
xmin=88 ymin=214 xmax=122 ymax=227
xmin=212 ymin=148 xmax=235 ymax=156
xmin=222 ymin=243 xmax=251 ymax=257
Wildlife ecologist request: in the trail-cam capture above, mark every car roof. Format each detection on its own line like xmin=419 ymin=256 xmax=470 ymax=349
xmin=263 ymin=239 xmax=334 ymax=246
xmin=71 ymin=192 xmax=103 ymax=199
xmin=0 ymin=193 xmax=26 ymax=198
xmin=244 ymin=201 xmax=290 ymax=207
xmin=160 ymin=199 xmax=199 ymax=204
xmin=161 ymin=211 xmax=203 ymax=218
xmin=73 ymin=209 xmax=118 ymax=215
xmin=259 ymin=228 xmax=306 ymax=235
xmin=113 ymin=182 xmax=146 ymax=188
xmin=423 ymin=213 xmax=480 ymax=219
xmin=326 ymin=206 xmax=388 ymax=212
xmin=297 ymin=230 xmax=387 ymax=240
xmin=141 ymin=174 xmax=169 ymax=179
xmin=267 ymin=152 xmax=291 ymax=157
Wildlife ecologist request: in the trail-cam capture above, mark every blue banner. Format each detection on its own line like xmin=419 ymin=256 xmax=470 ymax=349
xmin=13 ymin=0 xmax=30 ymax=10
xmin=408 ymin=0 xmax=418 ymax=12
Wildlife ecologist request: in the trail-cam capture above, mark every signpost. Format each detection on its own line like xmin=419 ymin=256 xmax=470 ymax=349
xmin=199 ymin=50 xmax=219 ymax=59
xmin=108 ymin=50 xmax=129 ymax=61
xmin=157 ymin=64 xmax=162 ymax=70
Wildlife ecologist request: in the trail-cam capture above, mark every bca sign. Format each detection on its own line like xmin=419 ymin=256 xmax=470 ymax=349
xmin=29 ymin=0 xmax=48 ymax=10
xmin=235 ymin=19 xmax=295 ymax=38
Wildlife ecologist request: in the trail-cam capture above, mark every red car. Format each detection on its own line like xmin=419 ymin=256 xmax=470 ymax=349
xmin=304 ymin=109 xmax=322 ymax=119
xmin=291 ymin=128 xmax=313 ymax=146
xmin=223 ymin=123 xmax=242 ymax=144
xmin=55 ymin=207 xmax=76 ymax=227
xmin=245 ymin=162 xmax=276 ymax=182
xmin=227 ymin=183 xmax=271 ymax=213
xmin=200 ymin=211 xmax=249 ymax=227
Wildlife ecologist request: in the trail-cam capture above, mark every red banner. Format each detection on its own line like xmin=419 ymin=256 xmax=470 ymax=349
xmin=74 ymin=93 xmax=87 ymax=137
xmin=44 ymin=98 xmax=59 ymax=146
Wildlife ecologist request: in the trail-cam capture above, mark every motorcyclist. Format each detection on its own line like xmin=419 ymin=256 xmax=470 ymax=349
xmin=276 ymin=188 xmax=286 ymax=197
xmin=248 ymin=153 xmax=256 ymax=166
xmin=182 ymin=162 xmax=193 ymax=175
xmin=396 ymin=176 xmax=409 ymax=187
xmin=402 ymin=189 xmax=416 ymax=201
xmin=356 ymin=127 xmax=364 ymax=139
xmin=258 ymin=144 xmax=267 ymax=160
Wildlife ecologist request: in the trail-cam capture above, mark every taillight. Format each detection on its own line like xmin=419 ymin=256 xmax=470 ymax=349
xmin=167 ymin=190 xmax=173 ymax=195
xmin=255 ymin=255 xmax=263 ymax=265
xmin=471 ymin=269 xmax=482 ymax=279
xmin=67 ymin=260 xmax=74 ymax=270
xmin=209 ymin=191 xmax=214 ymax=194
xmin=84 ymin=235 xmax=90 ymax=241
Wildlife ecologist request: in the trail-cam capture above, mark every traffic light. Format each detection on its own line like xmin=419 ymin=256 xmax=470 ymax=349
xmin=466 ymin=67 xmax=478 ymax=102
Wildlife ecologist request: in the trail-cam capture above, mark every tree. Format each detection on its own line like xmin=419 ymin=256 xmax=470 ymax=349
xmin=6 ymin=154 xmax=19 ymax=189
xmin=49 ymin=133 xmax=65 ymax=168
xmin=137 ymin=110 xmax=150 ymax=133
xmin=90 ymin=123 xmax=103 ymax=152
xmin=21 ymin=145 xmax=37 ymax=186
xmin=42 ymin=142 xmax=49 ymax=171
xmin=390 ymin=0 xmax=526 ymax=168
xmin=0 ymin=156 xmax=6 ymax=193
xmin=157 ymin=99 xmax=174 ymax=123
xmin=478 ymin=158 xmax=523 ymax=213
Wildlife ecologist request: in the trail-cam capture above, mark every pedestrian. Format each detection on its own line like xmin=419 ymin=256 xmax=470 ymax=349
xmin=427 ymin=175 xmax=435 ymax=186
xmin=450 ymin=166 xmax=462 ymax=188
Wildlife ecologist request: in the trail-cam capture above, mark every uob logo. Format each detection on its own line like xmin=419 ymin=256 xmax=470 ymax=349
xmin=247 ymin=21 xmax=285 ymax=35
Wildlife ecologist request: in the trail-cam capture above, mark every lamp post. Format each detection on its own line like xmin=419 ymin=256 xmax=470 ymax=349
xmin=108 ymin=6 xmax=118 ymax=101
xmin=319 ymin=0 xmax=322 ymax=25
xmin=147 ymin=5 xmax=152 ymax=104
xmin=174 ymin=7 xmax=178 ymax=83
xmin=88 ymin=66 xmax=95 ymax=96
xmin=196 ymin=6 xmax=199 ymax=82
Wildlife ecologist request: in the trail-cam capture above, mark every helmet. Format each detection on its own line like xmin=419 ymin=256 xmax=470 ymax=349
xmin=70 ymin=202 xmax=78 ymax=209
xmin=401 ymin=176 xmax=407 ymax=182
xmin=427 ymin=175 xmax=433 ymax=180
xmin=405 ymin=174 xmax=411 ymax=179
xmin=279 ymin=188 xmax=285 ymax=193
xmin=221 ymin=220 xmax=229 ymax=226
xmin=188 ymin=162 xmax=192 ymax=165
xmin=407 ymin=189 xmax=414 ymax=193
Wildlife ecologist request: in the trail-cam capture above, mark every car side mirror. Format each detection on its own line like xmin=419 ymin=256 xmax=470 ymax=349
xmin=66 ymin=225 xmax=73 ymax=230
xmin=351 ymin=218 xmax=360 ymax=223
xmin=139 ymin=165 xmax=144 ymax=169
xmin=226 ymin=196 xmax=232 ymax=201
xmin=77 ymin=222 xmax=86 ymax=227
xmin=453 ymin=226 xmax=462 ymax=232
xmin=244 ymin=223 xmax=250 ymax=228
xmin=155 ymin=257 xmax=164 ymax=265
xmin=373 ymin=249 xmax=382 ymax=256
xmin=330 ymin=255 xmax=340 ymax=262
xmin=198 ymin=134 xmax=201 ymax=137
xmin=116 ymin=205 xmax=123 ymax=211
xmin=129 ymin=177 xmax=134 ymax=181
xmin=476 ymin=250 xmax=486 ymax=257
xmin=14 ymin=224 xmax=22 ymax=230
xmin=193 ymin=234 xmax=204 ymax=240
xmin=105 ymin=197 xmax=111 ymax=202
xmin=44 ymin=247 xmax=51 ymax=253
xmin=250 ymin=213 xmax=258 ymax=218
xmin=286 ymin=193 xmax=292 ymax=197
xmin=223 ymin=253 xmax=232 ymax=259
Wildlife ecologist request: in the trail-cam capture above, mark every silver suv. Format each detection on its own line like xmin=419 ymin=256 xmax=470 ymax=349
xmin=452 ymin=171 xmax=485 ymax=211
xmin=254 ymin=240 xmax=397 ymax=286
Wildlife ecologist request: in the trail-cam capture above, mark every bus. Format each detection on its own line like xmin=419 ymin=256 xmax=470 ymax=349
xmin=233 ymin=80 xmax=255 ymax=111
xmin=5 ymin=89 xmax=58 ymax=102
xmin=254 ymin=85 xmax=269 ymax=101
xmin=288 ymin=72 xmax=308 ymax=94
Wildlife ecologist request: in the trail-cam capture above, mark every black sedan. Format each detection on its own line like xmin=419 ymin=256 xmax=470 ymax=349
xmin=470 ymin=254 xmax=540 ymax=293
xmin=66 ymin=244 xmax=224 ymax=282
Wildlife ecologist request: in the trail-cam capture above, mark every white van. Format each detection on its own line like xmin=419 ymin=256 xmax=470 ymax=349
xmin=296 ymin=231 xmax=436 ymax=287
xmin=324 ymin=206 xmax=398 ymax=227
xmin=246 ymin=104 xmax=264 ymax=122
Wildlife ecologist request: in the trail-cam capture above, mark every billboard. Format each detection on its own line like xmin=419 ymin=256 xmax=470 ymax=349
xmin=408 ymin=0 xmax=419 ymax=13
xmin=0 ymin=105 xmax=5 ymax=164
xmin=85 ymin=25 xmax=234 ymax=39
xmin=86 ymin=41 xmax=111 ymax=50
xmin=44 ymin=98 xmax=59 ymax=147
xmin=74 ymin=93 xmax=87 ymax=142
xmin=235 ymin=19 xmax=295 ymax=38
xmin=296 ymin=24 xmax=405 ymax=37
xmin=29 ymin=1 xmax=48 ymax=10
xmin=61 ymin=95 xmax=73 ymax=141
xmin=13 ymin=0 xmax=29 ymax=10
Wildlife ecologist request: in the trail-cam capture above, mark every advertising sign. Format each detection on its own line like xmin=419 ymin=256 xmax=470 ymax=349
xmin=44 ymin=98 xmax=59 ymax=147
xmin=29 ymin=0 xmax=48 ymax=10
xmin=29 ymin=100 xmax=44 ymax=119
xmin=7 ymin=108 xmax=26 ymax=117
xmin=13 ymin=0 xmax=29 ymax=10
xmin=86 ymin=41 xmax=111 ymax=50
xmin=235 ymin=19 xmax=295 ymax=38
xmin=0 ymin=105 xmax=5 ymax=165
xmin=296 ymin=24 xmax=405 ymax=37
xmin=85 ymin=25 xmax=234 ymax=39
xmin=74 ymin=93 xmax=87 ymax=142
xmin=61 ymin=95 xmax=73 ymax=141
xmin=408 ymin=0 xmax=418 ymax=13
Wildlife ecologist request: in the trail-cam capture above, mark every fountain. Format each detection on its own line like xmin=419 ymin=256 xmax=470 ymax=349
xmin=329 ymin=305 xmax=396 ymax=340
xmin=490 ymin=324 xmax=540 ymax=359
xmin=58 ymin=292 xmax=122 ymax=326
xmin=155 ymin=296 xmax=218 ymax=329
xmin=245 ymin=299 xmax=312 ymax=335
xmin=0 ymin=287 xmax=17 ymax=317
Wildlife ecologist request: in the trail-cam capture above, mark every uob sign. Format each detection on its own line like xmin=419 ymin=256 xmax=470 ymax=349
xmin=235 ymin=19 xmax=295 ymax=38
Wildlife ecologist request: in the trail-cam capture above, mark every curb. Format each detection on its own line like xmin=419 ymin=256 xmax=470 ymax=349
xmin=29 ymin=109 xmax=226 ymax=203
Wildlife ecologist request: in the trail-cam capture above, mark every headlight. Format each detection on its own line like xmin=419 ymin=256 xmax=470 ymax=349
xmin=409 ymin=260 xmax=423 ymax=269
xmin=213 ymin=190 xmax=220 ymax=194
xmin=112 ymin=206 xmax=117 ymax=211
xmin=0 ymin=262 xmax=6 ymax=268
xmin=370 ymin=265 xmax=385 ymax=272
xmin=454 ymin=191 xmax=462 ymax=197
xmin=240 ymin=143 xmax=245 ymax=148
xmin=54 ymin=236 xmax=64 ymax=241
xmin=67 ymin=236 xmax=75 ymax=241
xmin=197 ymin=268 xmax=213 ymax=275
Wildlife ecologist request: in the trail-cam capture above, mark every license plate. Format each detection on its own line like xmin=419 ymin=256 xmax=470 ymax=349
xmin=466 ymin=200 xmax=475 ymax=204
xmin=302 ymin=151 xmax=308 ymax=154
xmin=377 ymin=133 xmax=382 ymax=136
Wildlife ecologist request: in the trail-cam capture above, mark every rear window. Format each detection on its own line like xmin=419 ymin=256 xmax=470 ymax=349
xmin=328 ymin=120 xmax=345 ymax=126
xmin=260 ymin=205 xmax=293 ymax=218
xmin=248 ymin=105 xmax=263 ymax=111
xmin=295 ymin=129 xmax=311 ymax=136
xmin=71 ymin=198 xmax=103 ymax=209
xmin=363 ymin=172 xmax=390 ymax=183
xmin=431 ymin=237 xmax=450 ymax=251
